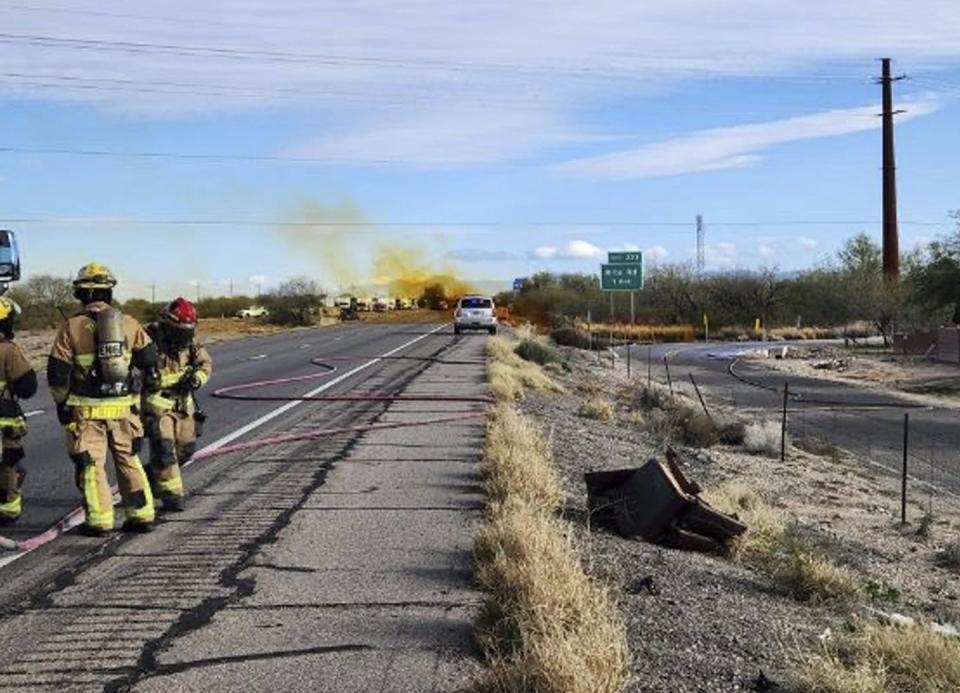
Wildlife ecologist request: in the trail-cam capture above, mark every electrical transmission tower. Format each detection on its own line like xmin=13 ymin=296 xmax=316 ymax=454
xmin=696 ymin=214 xmax=705 ymax=274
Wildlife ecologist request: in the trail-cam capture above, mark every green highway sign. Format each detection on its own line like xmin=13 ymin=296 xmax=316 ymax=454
xmin=608 ymin=251 xmax=642 ymax=264
xmin=601 ymin=263 xmax=643 ymax=291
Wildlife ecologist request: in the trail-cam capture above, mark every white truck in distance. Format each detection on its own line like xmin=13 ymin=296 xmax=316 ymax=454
xmin=236 ymin=306 xmax=269 ymax=319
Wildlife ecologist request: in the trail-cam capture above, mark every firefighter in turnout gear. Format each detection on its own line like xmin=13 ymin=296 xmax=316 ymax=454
xmin=47 ymin=263 xmax=159 ymax=535
xmin=142 ymin=298 xmax=212 ymax=511
xmin=0 ymin=298 xmax=38 ymax=524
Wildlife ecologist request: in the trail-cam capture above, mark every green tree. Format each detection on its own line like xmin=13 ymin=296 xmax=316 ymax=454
xmin=7 ymin=274 xmax=75 ymax=329
xmin=261 ymin=278 xmax=325 ymax=326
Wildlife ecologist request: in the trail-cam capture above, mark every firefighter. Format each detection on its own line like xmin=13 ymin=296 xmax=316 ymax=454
xmin=142 ymin=298 xmax=211 ymax=511
xmin=47 ymin=263 xmax=159 ymax=535
xmin=0 ymin=297 xmax=37 ymax=524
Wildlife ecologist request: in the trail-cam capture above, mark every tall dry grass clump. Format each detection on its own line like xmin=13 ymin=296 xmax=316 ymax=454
xmin=483 ymin=404 xmax=564 ymax=510
xmin=706 ymin=483 xmax=859 ymax=604
xmin=474 ymin=402 xmax=629 ymax=693
xmin=796 ymin=621 xmax=960 ymax=692
xmin=743 ymin=420 xmax=783 ymax=457
xmin=488 ymin=335 xmax=559 ymax=401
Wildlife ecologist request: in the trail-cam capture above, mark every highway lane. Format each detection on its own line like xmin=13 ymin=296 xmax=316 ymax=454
xmin=636 ymin=341 xmax=960 ymax=494
xmin=3 ymin=322 xmax=450 ymax=543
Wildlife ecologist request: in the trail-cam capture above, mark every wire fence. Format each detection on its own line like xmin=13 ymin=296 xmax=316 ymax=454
xmin=601 ymin=342 xmax=960 ymax=523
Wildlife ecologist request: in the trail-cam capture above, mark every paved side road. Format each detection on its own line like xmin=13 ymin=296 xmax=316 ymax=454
xmin=0 ymin=332 xmax=488 ymax=692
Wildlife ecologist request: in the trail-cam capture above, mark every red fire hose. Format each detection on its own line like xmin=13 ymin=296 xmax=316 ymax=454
xmin=2 ymin=353 xmax=490 ymax=555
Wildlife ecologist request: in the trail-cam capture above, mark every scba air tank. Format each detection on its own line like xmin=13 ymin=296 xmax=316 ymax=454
xmin=95 ymin=306 xmax=130 ymax=396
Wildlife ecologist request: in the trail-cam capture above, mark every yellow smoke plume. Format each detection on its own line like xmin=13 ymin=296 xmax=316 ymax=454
xmin=278 ymin=198 xmax=475 ymax=300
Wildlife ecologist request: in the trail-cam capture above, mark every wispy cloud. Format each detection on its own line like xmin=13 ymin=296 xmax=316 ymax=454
xmin=557 ymin=99 xmax=940 ymax=179
xmin=1 ymin=2 xmax=958 ymax=169
xmin=797 ymin=237 xmax=819 ymax=250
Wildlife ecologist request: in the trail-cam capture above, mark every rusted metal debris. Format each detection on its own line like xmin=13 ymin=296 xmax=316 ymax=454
xmin=584 ymin=448 xmax=746 ymax=553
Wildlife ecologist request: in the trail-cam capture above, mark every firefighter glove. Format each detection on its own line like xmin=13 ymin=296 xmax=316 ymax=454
xmin=56 ymin=403 xmax=73 ymax=426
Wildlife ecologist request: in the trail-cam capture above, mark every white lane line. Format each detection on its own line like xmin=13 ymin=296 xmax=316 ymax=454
xmin=249 ymin=354 xmax=268 ymax=361
xmin=23 ymin=410 xmax=44 ymax=418
xmin=299 ymin=344 xmax=312 ymax=349
xmin=197 ymin=324 xmax=447 ymax=455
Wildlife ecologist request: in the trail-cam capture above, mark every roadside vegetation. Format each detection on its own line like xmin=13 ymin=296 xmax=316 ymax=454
xmin=487 ymin=335 xmax=561 ymax=401
xmin=475 ymin=403 xmax=629 ymax=693
xmin=797 ymin=621 xmax=960 ymax=693
xmin=706 ymin=483 xmax=859 ymax=604
xmin=498 ymin=223 xmax=960 ymax=343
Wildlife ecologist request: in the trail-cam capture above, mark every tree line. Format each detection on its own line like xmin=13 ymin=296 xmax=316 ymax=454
xmin=496 ymin=219 xmax=960 ymax=342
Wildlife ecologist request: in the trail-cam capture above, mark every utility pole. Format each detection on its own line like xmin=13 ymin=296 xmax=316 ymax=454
xmin=879 ymin=58 xmax=905 ymax=280
xmin=696 ymin=214 xmax=705 ymax=275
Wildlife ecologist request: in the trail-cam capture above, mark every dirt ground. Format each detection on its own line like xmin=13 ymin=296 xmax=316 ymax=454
xmin=748 ymin=345 xmax=960 ymax=408
xmin=519 ymin=346 xmax=960 ymax=692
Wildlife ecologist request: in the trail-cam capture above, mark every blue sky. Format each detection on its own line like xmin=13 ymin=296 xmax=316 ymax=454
xmin=1 ymin=1 xmax=959 ymax=299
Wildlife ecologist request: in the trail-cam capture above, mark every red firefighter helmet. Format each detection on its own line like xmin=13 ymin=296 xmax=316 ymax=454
xmin=160 ymin=297 xmax=197 ymax=330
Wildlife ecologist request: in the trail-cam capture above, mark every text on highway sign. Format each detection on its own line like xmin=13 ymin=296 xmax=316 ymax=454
xmin=608 ymin=251 xmax=642 ymax=264
xmin=601 ymin=264 xmax=643 ymax=291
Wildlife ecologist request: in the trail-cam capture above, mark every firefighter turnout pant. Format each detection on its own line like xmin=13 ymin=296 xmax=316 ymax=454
xmin=66 ymin=413 xmax=154 ymax=531
xmin=0 ymin=432 xmax=25 ymax=522
xmin=145 ymin=411 xmax=196 ymax=502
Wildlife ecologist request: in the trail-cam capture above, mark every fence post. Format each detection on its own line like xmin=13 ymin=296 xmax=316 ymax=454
xmin=647 ymin=346 xmax=652 ymax=388
xmin=664 ymin=355 xmax=673 ymax=395
xmin=689 ymin=373 xmax=711 ymax=421
xmin=901 ymin=412 xmax=910 ymax=526
xmin=780 ymin=381 xmax=789 ymax=462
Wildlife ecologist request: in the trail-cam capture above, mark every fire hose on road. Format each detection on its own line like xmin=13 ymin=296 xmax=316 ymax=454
xmin=1 ymin=351 xmax=490 ymax=556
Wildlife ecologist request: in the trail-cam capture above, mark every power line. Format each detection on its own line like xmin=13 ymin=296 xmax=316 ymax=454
xmin=0 ymin=31 xmax=874 ymax=82
xmin=0 ymin=217 xmax=951 ymax=228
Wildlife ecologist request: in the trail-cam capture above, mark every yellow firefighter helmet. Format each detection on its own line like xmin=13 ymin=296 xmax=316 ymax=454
xmin=0 ymin=296 xmax=19 ymax=321
xmin=73 ymin=262 xmax=117 ymax=290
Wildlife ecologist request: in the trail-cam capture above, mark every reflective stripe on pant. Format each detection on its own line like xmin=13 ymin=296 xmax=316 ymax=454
xmin=0 ymin=437 xmax=25 ymax=521
xmin=147 ymin=411 xmax=195 ymax=500
xmin=66 ymin=414 xmax=154 ymax=530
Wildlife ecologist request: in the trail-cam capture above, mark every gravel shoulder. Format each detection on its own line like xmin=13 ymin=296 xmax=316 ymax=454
xmin=518 ymin=347 xmax=960 ymax=692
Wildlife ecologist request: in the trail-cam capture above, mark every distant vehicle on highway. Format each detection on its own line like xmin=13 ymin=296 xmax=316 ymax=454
xmin=236 ymin=306 xmax=269 ymax=319
xmin=373 ymin=296 xmax=392 ymax=312
xmin=334 ymin=294 xmax=354 ymax=310
xmin=396 ymin=297 xmax=415 ymax=310
xmin=355 ymin=297 xmax=371 ymax=311
xmin=454 ymin=295 xmax=497 ymax=335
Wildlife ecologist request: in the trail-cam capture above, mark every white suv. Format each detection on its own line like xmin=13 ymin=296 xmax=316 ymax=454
xmin=454 ymin=296 xmax=497 ymax=335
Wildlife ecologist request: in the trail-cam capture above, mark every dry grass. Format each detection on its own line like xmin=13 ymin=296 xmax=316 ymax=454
xmin=706 ymin=483 xmax=859 ymax=604
xmin=474 ymin=403 xmax=629 ymax=693
xmin=579 ymin=396 xmax=614 ymax=420
xmin=488 ymin=336 xmax=560 ymax=401
xmin=744 ymin=420 xmax=784 ymax=457
xmin=796 ymin=621 xmax=960 ymax=693
xmin=483 ymin=404 xmax=564 ymax=510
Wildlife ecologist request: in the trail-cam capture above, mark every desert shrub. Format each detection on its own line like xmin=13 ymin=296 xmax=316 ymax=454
xmin=744 ymin=420 xmax=783 ymax=457
xmin=551 ymin=326 xmax=593 ymax=350
xmin=718 ymin=420 xmax=746 ymax=445
xmin=515 ymin=339 xmax=562 ymax=366
xmin=579 ymin=397 xmax=614 ymax=421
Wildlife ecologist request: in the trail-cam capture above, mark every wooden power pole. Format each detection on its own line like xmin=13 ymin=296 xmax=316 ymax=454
xmin=879 ymin=58 xmax=905 ymax=280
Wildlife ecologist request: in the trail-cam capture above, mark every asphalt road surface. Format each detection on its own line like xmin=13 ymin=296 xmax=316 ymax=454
xmin=0 ymin=321 xmax=488 ymax=692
